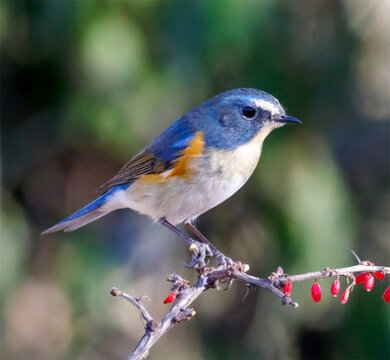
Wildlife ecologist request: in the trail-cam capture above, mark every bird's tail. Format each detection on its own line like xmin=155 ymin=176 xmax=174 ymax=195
xmin=41 ymin=184 xmax=130 ymax=235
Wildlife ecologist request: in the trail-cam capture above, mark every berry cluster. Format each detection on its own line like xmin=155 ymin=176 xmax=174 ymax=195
xmin=282 ymin=271 xmax=390 ymax=304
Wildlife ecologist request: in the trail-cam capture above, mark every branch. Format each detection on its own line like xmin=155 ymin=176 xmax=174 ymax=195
xmin=283 ymin=264 xmax=388 ymax=283
xmin=113 ymin=274 xmax=206 ymax=360
xmin=110 ymin=249 xmax=390 ymax=360
xmin=110 ymin=288 xmax=157 ymax=331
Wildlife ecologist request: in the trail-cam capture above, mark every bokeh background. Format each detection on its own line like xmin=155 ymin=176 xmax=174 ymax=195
xmin=1 ymin=1 xmax=389 ymax=359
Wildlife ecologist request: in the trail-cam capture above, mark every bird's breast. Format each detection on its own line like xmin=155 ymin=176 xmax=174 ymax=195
xmin=203 ymin=131 xmax=266 ymax=182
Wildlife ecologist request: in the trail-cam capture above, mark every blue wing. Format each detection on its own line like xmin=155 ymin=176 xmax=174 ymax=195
xmin=97 ymin=119 xmax=196 ymax=193
xmin=147 ymin=118 xmax=196 ymax=161
xmin=42 ymin=119 xmax=197 ymax=235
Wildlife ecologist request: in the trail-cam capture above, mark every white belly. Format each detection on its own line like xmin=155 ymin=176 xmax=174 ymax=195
xmin=110 ymin=130 xmax=270 ymax=225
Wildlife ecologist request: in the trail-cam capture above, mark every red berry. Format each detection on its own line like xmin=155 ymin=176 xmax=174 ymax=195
xmin=283 ymin=281 xmax=292 ymax=295
xmin=340 ymin=287 xmax=350 ymax=304
xmin=355 ymin=272 xmax=367 ymax=284
xmin=374 ymin=271 xmax=385 ymax=280
xmin=311 ymin=282 xmax=322 ymax=302
xmin=364 ymin=273 xmax=375 ymax=291
xmin=383 ymin=285 xmax=390 ymax=303
xmin=163 ymin=292 xmax=176 ymax=304
xmin=331 ymin=279 xmax=340 ymax=297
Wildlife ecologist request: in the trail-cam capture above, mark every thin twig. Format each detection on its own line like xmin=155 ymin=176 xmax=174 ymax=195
xmin=285 ymin=264 xmax=389 ymax=283
xmin=111 ymin=288 xmax=156 ymax=331
xmin=232 ymin=270 xmax=298 ymax=307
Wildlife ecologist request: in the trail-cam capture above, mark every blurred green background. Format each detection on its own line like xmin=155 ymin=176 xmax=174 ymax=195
xmin=1 ymin=1 xmax=389 ymax=359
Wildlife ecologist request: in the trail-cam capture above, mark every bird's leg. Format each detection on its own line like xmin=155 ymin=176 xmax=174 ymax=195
xmin=159 ymin=217 xmax=193 ymax=246
xmin=185 ymin=221 xmax=234 ymax=269
xmin=158 ymin=217 xmax=212 ymax=268
xmin=184 ymin=221 xmax=218 ymax=253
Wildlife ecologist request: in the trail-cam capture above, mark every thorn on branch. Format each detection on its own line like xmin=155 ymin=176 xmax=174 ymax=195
xmin=351 ymin=250 xmax=361 ymax=263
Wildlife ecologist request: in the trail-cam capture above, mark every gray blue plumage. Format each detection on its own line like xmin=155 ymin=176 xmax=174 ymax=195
xmin=42 ymin=88 xmax=300 ymax=235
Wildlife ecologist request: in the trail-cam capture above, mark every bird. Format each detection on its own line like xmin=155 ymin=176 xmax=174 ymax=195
xmin=42 ymin=88 xmax=301 ymax=259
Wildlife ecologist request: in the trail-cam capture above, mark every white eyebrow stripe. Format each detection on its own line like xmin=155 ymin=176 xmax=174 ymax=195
xmin=253 ymin=99 xmax=281 ymax=116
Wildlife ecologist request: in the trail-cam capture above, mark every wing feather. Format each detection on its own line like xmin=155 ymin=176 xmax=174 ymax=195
xmin=97 ymin=150 xmax=171 ymax=193
xmin=97 ymin=121 xmax=196 ymax=193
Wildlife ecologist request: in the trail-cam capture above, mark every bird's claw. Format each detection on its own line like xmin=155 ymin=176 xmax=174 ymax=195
xmin=222 ymin=278 xmax=234 ymax=291
xmin=185 ymin=240 xmax=213 ymax=269
xmin=216 ymin=253 xmax=234 ymax=269
xmin=214 ymin=255 xmax=249 ymax=290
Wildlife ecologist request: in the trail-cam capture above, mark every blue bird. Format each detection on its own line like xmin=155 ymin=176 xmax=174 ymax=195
xmin=42 ymin=88 xmax=300 ymax=257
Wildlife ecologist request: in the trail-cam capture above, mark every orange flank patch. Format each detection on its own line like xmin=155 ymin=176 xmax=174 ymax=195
xmin=168 ymin=131 xmax=204 ymax=179
xmin=138 ymin=173 xmax=164 ymax=184
xmin=137 ymin=131 xmax=204 ymax=184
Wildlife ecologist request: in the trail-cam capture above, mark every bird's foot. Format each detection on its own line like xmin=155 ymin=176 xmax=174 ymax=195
xmin=216 ymin=252 xmax=249 ymax=272
xmin=216 ymin=252 xmax=234 ymax=269
xmin=214 ymin=253 xmax=250 ymax=290
xmin=185 ymin=240 xmax=213 ymax=269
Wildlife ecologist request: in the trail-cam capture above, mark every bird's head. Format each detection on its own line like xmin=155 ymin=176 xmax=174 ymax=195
xmin=194 ymin=88 xmax=301 ymax=150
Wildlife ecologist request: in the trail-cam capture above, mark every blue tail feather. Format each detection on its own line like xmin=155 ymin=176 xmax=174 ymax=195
xmin=41 ymin=184 xmax=129 ymax=234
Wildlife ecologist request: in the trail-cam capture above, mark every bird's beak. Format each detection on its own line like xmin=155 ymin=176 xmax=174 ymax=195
xmin=274 ymin=115 xmax=302 ymax=124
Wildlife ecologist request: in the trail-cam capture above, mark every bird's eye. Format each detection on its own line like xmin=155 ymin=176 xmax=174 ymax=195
xmin=242 ymin=106 xmax=257 ymax=118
